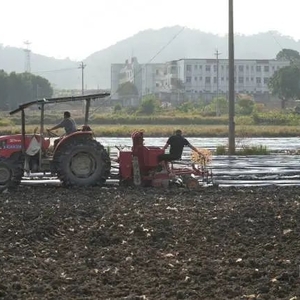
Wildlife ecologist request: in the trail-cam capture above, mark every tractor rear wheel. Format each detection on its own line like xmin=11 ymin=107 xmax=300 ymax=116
xmin=56 ymin=140 xmax=111 ymax=187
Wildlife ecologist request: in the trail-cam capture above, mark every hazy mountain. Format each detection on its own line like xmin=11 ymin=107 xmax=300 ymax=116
xmin=1 ymin=26 xmax=300 ymax=89
xmin=0 ymin=44 xmax=82 ymax=89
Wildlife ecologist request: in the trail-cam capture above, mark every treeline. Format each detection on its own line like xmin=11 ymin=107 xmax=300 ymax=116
xmin=0 ymin=70 xmax=53 ymax=110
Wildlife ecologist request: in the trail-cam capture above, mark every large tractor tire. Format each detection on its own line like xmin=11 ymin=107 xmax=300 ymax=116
xmin=0 ymin=156 xmax=24 ymax=191
xmin=56 ymin=140 xmax=111 ymax=187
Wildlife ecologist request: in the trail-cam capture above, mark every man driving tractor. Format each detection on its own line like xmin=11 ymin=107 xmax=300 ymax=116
xmin=47 ymin=111 xmax=77 ymax=149
xmin=47 ymin=111 xmax=77 ymax=136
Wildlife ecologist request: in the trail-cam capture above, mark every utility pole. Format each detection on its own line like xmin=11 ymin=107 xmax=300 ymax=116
xmin=79 ymin=61 xmax=86 ymax=95
xmin=228 ymin=0 xmax=235 ymax=155
xmin=215 ymin=49 xmax=221 ymax=116
xmin=79 ymin=62 xmax=87 ymax=114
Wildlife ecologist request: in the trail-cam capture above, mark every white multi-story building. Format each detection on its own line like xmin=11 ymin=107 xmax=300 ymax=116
xmin=111 ymin=63 xmax=124 ymax=100
xmin=167 ymin=58 xmax=290 ymax=95
xmin=111 ymin=57 xmax=290 ymax=104
xmin=111 ymin=57 xmax=165 ymax=102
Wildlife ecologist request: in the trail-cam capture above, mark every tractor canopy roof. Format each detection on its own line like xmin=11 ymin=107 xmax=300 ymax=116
xmin=9 ymin=92 xmax=110 ymax=115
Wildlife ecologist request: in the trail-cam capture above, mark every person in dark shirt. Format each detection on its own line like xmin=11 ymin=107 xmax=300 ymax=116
xmin=158 ymin=129 xmax=202 ymax=162
xmin=47 ymin=111 xmax=77 ymax=135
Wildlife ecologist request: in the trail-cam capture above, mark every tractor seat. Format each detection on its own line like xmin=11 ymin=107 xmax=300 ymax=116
xmin=171 ymin=158 xmax=182 ymax=162
xmin=170 ymin=159 xmax=182 ymax=165
xmin=82 ymin=125 xmax=92 ymax=131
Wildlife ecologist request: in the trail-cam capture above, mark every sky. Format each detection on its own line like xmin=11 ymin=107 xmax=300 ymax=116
xmin=0 ymin=0 xmax=299 ymax=61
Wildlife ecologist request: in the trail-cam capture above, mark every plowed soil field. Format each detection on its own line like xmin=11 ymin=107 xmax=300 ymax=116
xmin=0 ymin=185 xmax=300 ymax=299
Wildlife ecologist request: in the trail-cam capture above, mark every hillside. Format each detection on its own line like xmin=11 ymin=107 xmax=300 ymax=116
xmin=0 ymin=44 xmax=81 ymax=89
xmin=1 ymin=26 xmax=300 ymax=89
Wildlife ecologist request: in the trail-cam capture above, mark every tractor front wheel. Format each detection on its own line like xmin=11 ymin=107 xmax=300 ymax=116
xmin=0 ymin=162 xmax=12 ymax=186
xmin=0 ymin=156 xmax=24 ymax=191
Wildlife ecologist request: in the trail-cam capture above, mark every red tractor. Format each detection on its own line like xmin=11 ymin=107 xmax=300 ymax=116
xmin=0 ymin=93 xmax=213 ymax=191
xmin=0 ymin=93 xmax=111 ymax=190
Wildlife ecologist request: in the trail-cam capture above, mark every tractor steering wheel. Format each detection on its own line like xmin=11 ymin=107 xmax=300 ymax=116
xmin=46 ymin=129 xmax=59 ymax=138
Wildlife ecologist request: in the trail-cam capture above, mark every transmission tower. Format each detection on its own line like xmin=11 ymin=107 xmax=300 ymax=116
xmin=24 ymin=40 xmax=31 ymax=73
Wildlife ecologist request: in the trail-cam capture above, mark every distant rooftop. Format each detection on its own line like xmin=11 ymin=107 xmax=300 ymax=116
xmin=175 ymin=58 xmax=280 ymax=62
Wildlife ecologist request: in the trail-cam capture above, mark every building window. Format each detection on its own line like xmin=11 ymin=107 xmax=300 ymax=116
xmin=213 ymin=65 xmax=217 ymax=72
xmin=251 ymin=66 xmax=254 ymax=71
xmin=246 ymin=77 xmax=249 ymax=82
xmin=221 ymin=77 xmax=224 ymax=81
xmin=205 ymin=77 xmax=211 ymax=84
xmin=238 ymin=77 xmax=244 ymax=83
xmin=194 ymin=76 xmax=198 ymax=81
xmin=238 ymin=65 xmax=244 ymax=72
xmin=194 ymin=65 xmax=198 ymax=70
xmin=246 ymin=65 xmax=249 ymax=71
xmin=256 ymin=77 xmax=262 ymax=84
xmin=199 ymin=65 xmax=202 ymax=69
xmin=213 ymin=77 xmax=217 ymax=83
xmin=156 ymin=83 xmax=159 ymax=87
xmin=186 ymin=76 xmax=192 ymax=83
xmin=199 ymin=76 xmax=202 ymax=81
xmin=264 ymin=77 xmax=269 ymax=84
xmin=156 ymin=70 xmax=159 ymax=75
xmin=221 ymin=65 xmax=224 ymax=71
xmin=186 ymin=65 xmax=192 ymax=72
xmin=205 ymin=65 xmax=211 ymax=72
xmin=251 ymin=77 xmax=254 ymax=81
xmin=256 ymin=66 xmax=261 ymax=72
xmin=170 ymin=66 xmax=177 ymax=74
xmin=264 ymin=66 xmax=269 ymax=72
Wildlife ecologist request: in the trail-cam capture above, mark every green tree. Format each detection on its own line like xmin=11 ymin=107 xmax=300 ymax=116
xmin=117 ymin=81 xmax=138 ymax=97
xmin=113 ymin=103 xmax=122 ymax=114
xmin=212 ymin=97 xmax=228 ymax=115
xmin=236 ymin=95 xmax=255 ymax=115
xmin=138 ymin=95 xmax=160 ymax=115
xmin=7 ymin=72 xmax=23 ymax=110
xmin=276 ymin=49 xmax=300 ymax=63
xmin=0 ymin=70 xmax=9 ymax=110
xmin=0 ymin=71 xmax=53 ymax=110
xmin=29 ymin=73 xmax=53 ymax=99
xmin=268 ymin=65 xmax=300 ymax=109
xmin=171 ymin=78 xmax=184 ymax=91
xmin=176 ymin=101 xmax=194 ymax=113
xmin=202 ymin=97 xmax=228 ymax=116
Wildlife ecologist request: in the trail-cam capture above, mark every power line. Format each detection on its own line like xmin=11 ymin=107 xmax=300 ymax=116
xmin=269 ymin=31 xmax=283 ymax=51
xmin=89 ymin=26 xmax=186 ymax=117
xmin=145 ymin=26 xmax=186 ymax=65
xmin=33 ymin=67 xmax=79 ymax=74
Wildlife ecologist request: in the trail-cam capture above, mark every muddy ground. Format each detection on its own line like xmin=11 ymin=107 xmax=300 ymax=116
xmin=0 ymin=185 xmax=299 ymax=300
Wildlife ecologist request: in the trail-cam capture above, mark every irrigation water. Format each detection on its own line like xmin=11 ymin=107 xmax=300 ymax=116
xmin=101 ymin=137 xmax=300 ymax=187
xmin=20 ymin=137 xmax=300 ymax=187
